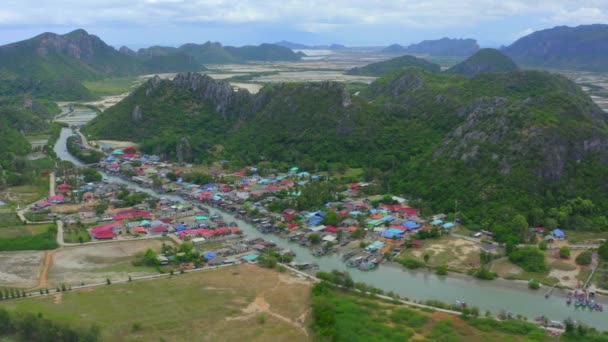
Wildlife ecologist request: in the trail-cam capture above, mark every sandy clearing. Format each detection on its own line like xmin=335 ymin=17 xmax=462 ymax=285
xmin=0 ymin=251 xmax=45 ymax=288
xmin=90 ymin=140 xmax=138 ymax=149
xmin=49 ymin=239 xmax=164 ymax=286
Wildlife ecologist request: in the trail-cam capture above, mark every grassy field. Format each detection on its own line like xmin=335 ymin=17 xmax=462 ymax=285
xmin=0 ymin=184 xmax=47 ymax=209
xmin=83 ymin=77 xmax=142 ymax=96
xmin=564 ymin=231 xmax=608 ymax=244
xmin=1 ymin=264 xmax=312 ymax=341
xmin=491 ymin=258 xmax=560 ymax=286
xmin=0 ymin=214 xmax=58 ymax=251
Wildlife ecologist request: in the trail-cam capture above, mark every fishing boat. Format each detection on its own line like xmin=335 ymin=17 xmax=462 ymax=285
xmin=346 ymin=256 xmax=363 ymax=267
xmin=358 ymin=261 xmax=376 ymax=271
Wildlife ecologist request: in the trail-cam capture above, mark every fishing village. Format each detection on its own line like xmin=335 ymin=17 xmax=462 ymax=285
xmin=5 ymin=119 xmax=602 ymax=336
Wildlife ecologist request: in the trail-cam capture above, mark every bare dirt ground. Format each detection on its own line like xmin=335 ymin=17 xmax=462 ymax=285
xmin=222 ymin=264 xmax=312 ymax=339
xmin=0 ymin=251 xmax=45 ymax=288
xmin=409 ymin=237 xmax=481 ymax=270
xmin=49 ymin=239 xmax=164 ymax=286
xmin=51 ymin=202 xmax=97 ymax=213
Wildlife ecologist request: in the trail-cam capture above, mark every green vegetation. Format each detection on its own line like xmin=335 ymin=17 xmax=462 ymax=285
xmin=346 ymin=55 xmax=440 ymax=76
xmin=559 ymin=246 xmax=571 ymax=259
xmin=576 ymin=251 xmax=593 ymax=265
xmin=446 ymin=48 xmax=518 ymax=77
xmin=83 ymin=77 xmax=141 ymax=96
xmin=311 ymin=281 xmax=547 ymax=341
xmin=0 ymin=224 xmax=58 ymax=251
xmin=508 ymin=247 xmax=547 ymax=273
xmin=397 ymin=258 xmax=425 ymax=269
xmin=66 ymin=136 xmax=104 ymax=164
xmin=0 ymin=308 xmax=100 ymax=342
xmin=599 ymin=241 xmax=608 ymax=261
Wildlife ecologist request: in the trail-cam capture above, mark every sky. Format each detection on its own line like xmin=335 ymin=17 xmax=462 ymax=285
xmin=0 ymin=0 xmax=606 ymax=48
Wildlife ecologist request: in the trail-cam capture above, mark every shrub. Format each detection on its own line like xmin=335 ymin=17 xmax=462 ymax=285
xmin=528 ymin=279 xmax=540 ymax=290
xmin=474 ymin=267 xmax=497 ymax=280
xmin=436 ymin=265 xmax=448 ymax=275
xmin=559 ymin=246 xmax=571 ymax=259
xmin=575 ymin=251 xmax=592 ymax=265
xmin=508 ymin=247 xmax=547 ymax=272
xmin=398 ymin=258 xmax=425 ymax=269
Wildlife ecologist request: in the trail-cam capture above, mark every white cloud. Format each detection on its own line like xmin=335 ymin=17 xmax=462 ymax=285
xmin=549 ymin=7 xmax=608 ymax=25
xmin=0 ymin=0 xmax=605 ymax=33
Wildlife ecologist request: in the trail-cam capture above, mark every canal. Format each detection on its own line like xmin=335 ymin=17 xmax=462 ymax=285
xmin=54 ymin=113 xmax=606 ymax=330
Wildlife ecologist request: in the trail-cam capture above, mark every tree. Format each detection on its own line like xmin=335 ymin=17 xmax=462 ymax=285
xmin=508 ymin=247 xmax=547 ymax=272
xmin=322 ymin=210 xmax=340 ymax=226
xmin=510 ymin=214 xmax=529 ymax=240
xmin=94 ymin=203 xmax=108 ymax=216
xmin=559 ymin=246 xmax=571 ymax=259
xmin=575 ymin=251 xmax=592 ymax=266
xmin=423 ymin=254 xmax=430 ymax=264
xmin=309 ymin=233 xmax=321 ymax=244
xmin=538 ymin=241 xmax=547 ymax=251
xmin=436 ymin=265 xmax=448 ymax=275
xmin=599 ymin=241 xmax=608 ymax=261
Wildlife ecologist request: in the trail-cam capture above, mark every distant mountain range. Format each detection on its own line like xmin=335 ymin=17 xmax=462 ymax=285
xmin=382 ymin=38 xmax=480 ymax=57
xmin=0 ymin=29 xmax=303 ymax=100
xmin=128 ymin=42 xmax=304 ymax=66
xmin=274 ymin=41 xmax=346 ymax=50
xmin=502 ymin=24 xmax=608 ymax=72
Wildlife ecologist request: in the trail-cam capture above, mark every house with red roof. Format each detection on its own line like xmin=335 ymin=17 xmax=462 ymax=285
xmin=89 ymin=222 xmax=122 ymax=240
xmin=283 ymin=208 xmax=297 ymax=221
xmin=57 ymin=183 xmax=72 ymax=194
xmin=325 ymin=225 xmax=341 ymax=234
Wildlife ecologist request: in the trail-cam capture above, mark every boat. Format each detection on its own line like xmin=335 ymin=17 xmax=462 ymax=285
xmin=346 ymin=256 xmax=363 ymax=267
xmin=358 ymin=261 xmax=376 ymax=271
xmin=456 ymin=301 xmax=468 ymax=308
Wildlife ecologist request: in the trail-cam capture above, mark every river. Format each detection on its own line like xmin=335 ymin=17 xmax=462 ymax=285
xmin=53 ymin=112 xmax=606 ymax=330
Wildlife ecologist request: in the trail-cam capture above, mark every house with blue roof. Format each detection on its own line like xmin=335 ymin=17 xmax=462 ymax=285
xmin=382 ymin=229 xmax=404 ymax=239
xmin=431 ymin=219 xmax=444 ymax=226
xmin=442 ymin=222 xmax=455 ymax=230
xmin=552 ymin=228 xmax=567 ymax=240
xmin=403 ymin=220 xmax=421 ymax=230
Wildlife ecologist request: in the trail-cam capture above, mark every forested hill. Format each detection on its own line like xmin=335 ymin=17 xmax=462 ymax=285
xmin=446 ymin=49 xmax=519 ymax=77
xmin=346 ymin=55 xmax=441 ymax=76
xmin=84 ymin=69 xmax=608 ymax=236
xmin=382 ymin=38 xmax=479 ymax=57
xmin=502 ymin=24 xmax=608 ymax=72
xmin=0 ymin=29 xmax=138 ymax=81
xmin=0 ymin=96 xmax=59 ymax=159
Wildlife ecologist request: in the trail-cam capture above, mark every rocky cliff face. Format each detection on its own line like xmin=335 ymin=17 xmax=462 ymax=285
xmin=170 ymin=72 xmax=252 ymax=119
xmin=29 ymin=29 xmax=107 ymax=61
xmin=434 ymin=95 xmax=608 ymax=180
xmin=119 ymin=46 xmax=137 ymax=57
